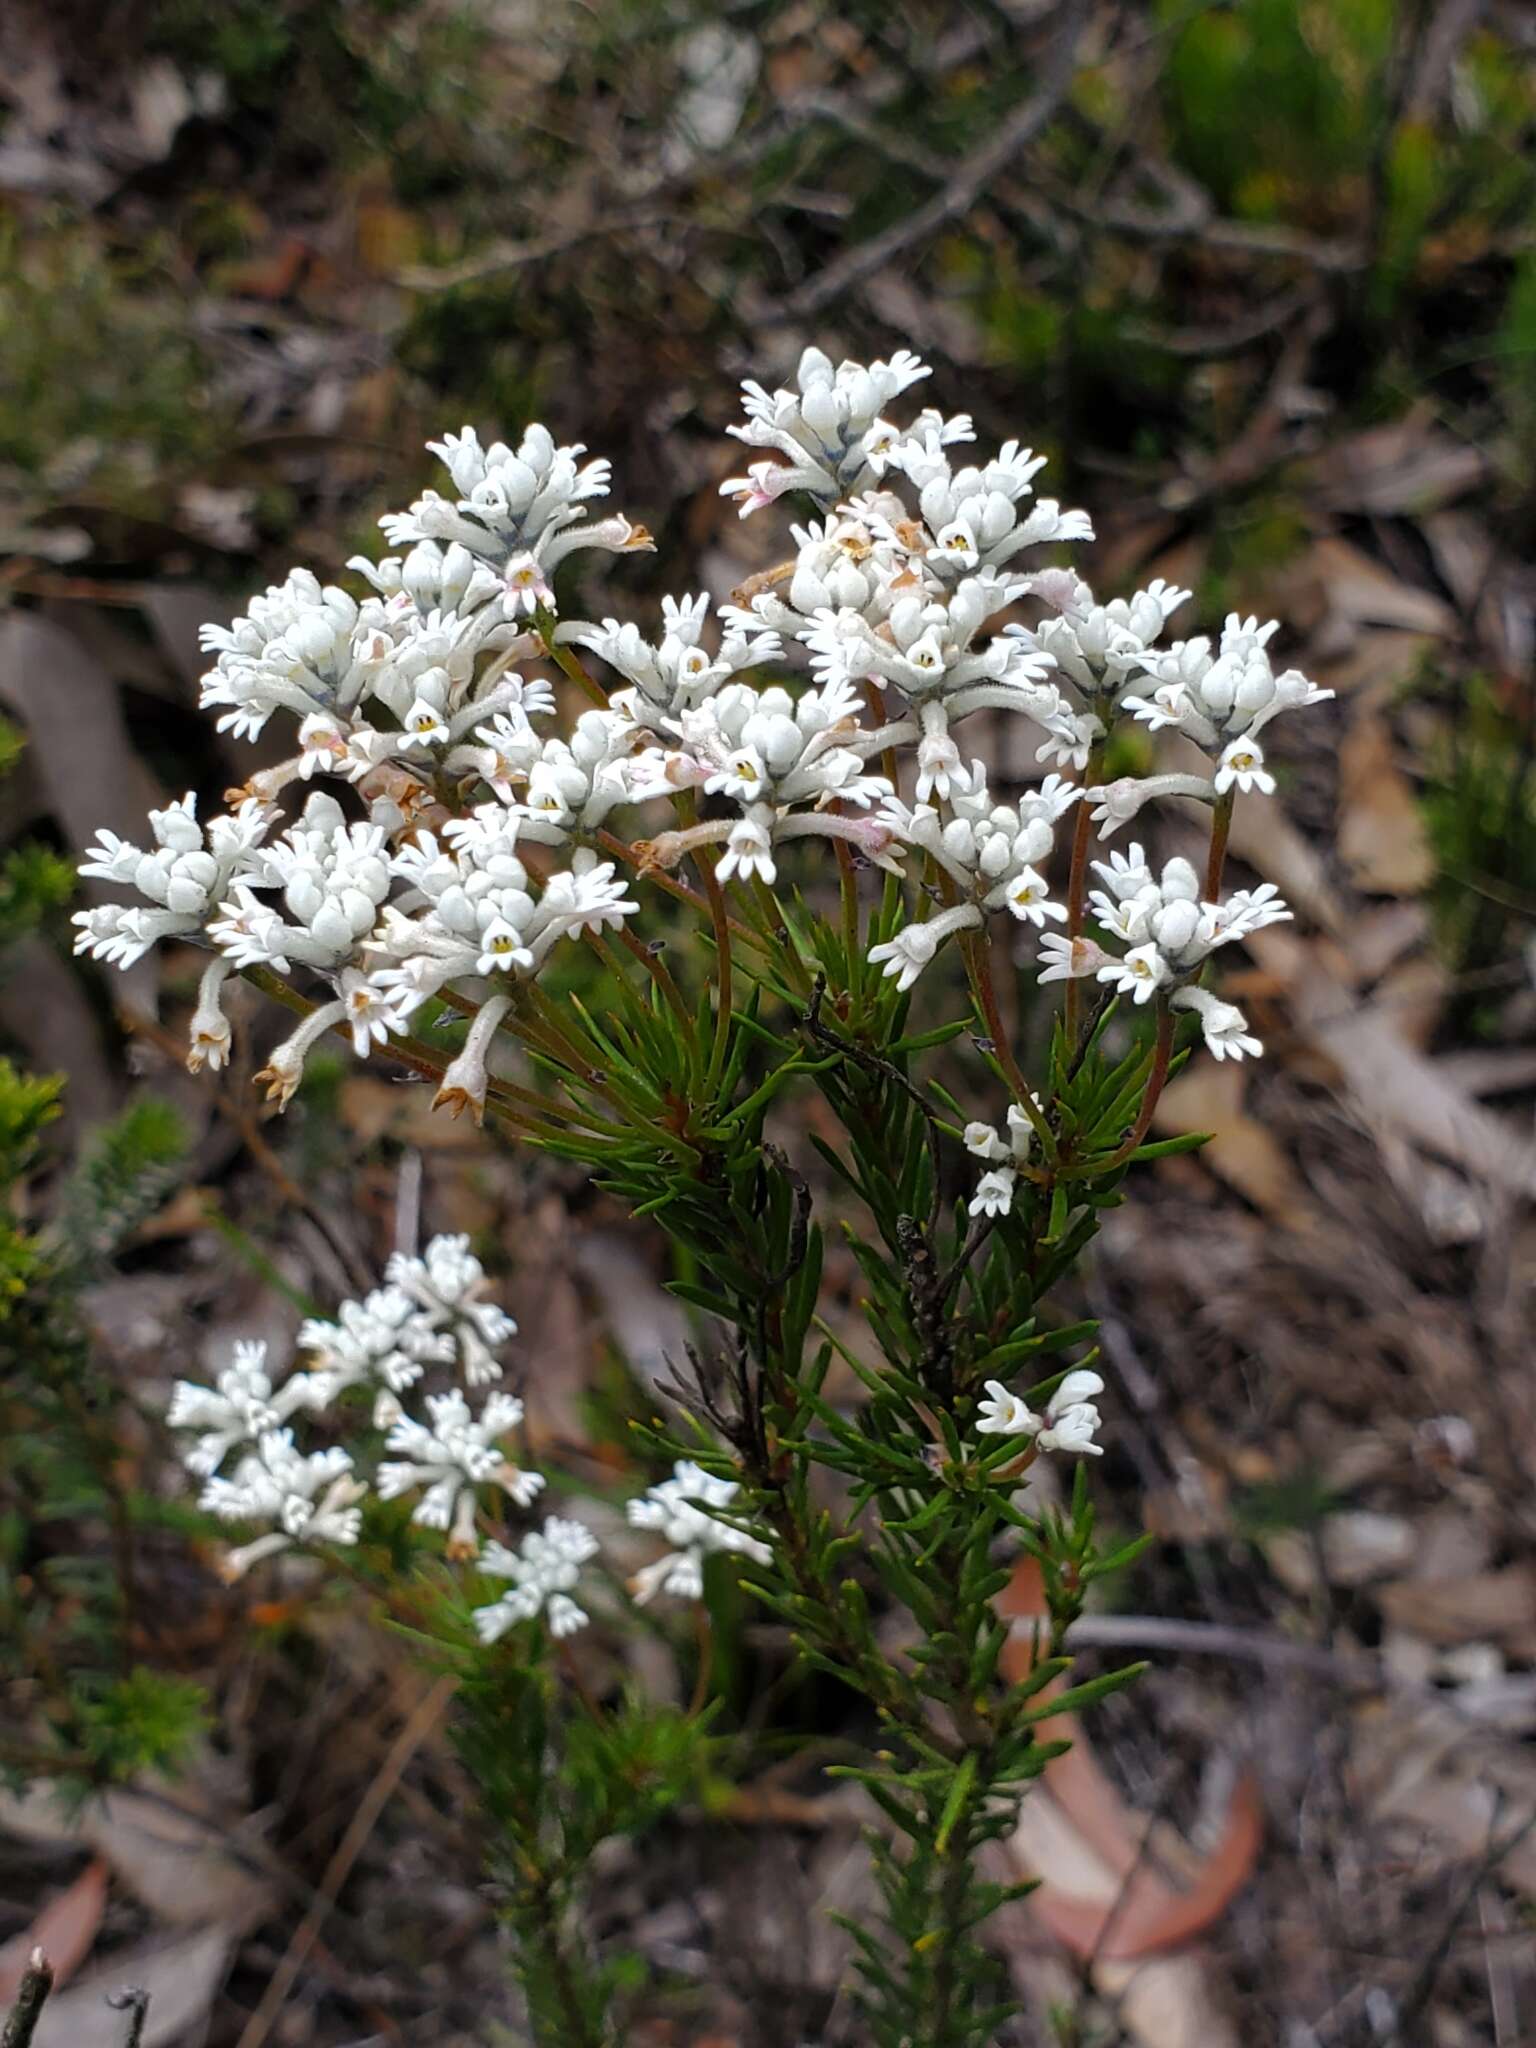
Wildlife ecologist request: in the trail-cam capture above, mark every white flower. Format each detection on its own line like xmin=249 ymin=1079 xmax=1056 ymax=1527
xmin=976 ymin=1380 xmax=1039 ymax=1436
xmin=627 ymin=1459 xmax=771 ymax=1604
xmin=868 ymin=903 xmax=983 ymax=991
xmin=1097 ymin=942 xmax=1170 ymax=1004
xmin=473 ymin=1517 xmax=599 ymax=1641
xmin=1036 ymin=1370 xmax=1105 ymax=1456
xmin=1173 ymin=985 xmax=1263 ymax=1061
xmin=377 ymin=1388 xmax=542 ymax=1554
xmin=964 ymin=1121 xmax=1008 ymax=1162
xmin=721 ymin=346 xmax=933 ymax=512
xmin=379 ymin=424 xmax=652 ymax=597
xmin=968 ymin=1167 xmax=1017 ymax=1219
xmin=1036 ymin=1403 xmax=1103 ymax=1456
xmin=199 ymin=1429 xmax=366 ymax=1579
xmin=1037 ymin=933 xmax=1108 ymax=983
xmin=168 ymin=1340 xmax=305 ymax=1477
xmin=73 ymin=795 xmax=271 ymax=969
xmin=1214 ymin=736 xmax=1276 ymax=796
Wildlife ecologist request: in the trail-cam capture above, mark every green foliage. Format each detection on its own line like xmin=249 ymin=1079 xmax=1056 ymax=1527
xmin=0 ymin=1091 xmax=199 ymax=1797
xmin=1422 ymin=672 xmax=1536 ymax=1031
xmin=55 ymin=1097 xmax=188 ymax=1271
xmin=512 ymin=886 xmax=1163 ymax=2043
xmin=68 ymin=1668 xmax=211 ymax=1783
xmin=0 ymin=223 xmax=230 ymax=512
xmin=451 ymin=1647 xmax=715 ymax=2046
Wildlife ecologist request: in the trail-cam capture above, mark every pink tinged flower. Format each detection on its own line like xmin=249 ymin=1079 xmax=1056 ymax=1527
xmin=720 ymin=461 xmax=797 ymax=518
xmin=503 ymin=553 xmax=554 ymax=613
xmin=1036 ymin=933 xmax=1108 ymax=983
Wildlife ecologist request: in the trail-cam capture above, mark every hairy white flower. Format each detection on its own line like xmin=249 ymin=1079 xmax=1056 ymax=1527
xmin=199 ymin=1429 xmax=366 ymax=1579
xmin=627 ymin=1459 xmax=771 ymax=1604
xmin=721 ymin=346 xmax=934 ymax=512
xmin=168 ymin=1340 xmax=308 ymax=1477
xmin=73 ymin=795 xmax=271 ymax=969
xmin=377 ymin=1388 xmax=543 ymax=1554
xmin=474 ymin=1517 xmax=599 ymax=1641
xmin=379 ymin=425 xmax=652 ymax=597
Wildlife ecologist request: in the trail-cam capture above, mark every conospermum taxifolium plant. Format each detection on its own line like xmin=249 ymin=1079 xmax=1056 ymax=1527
xmin=74 ymin=349 xmax=1326 ymax=2045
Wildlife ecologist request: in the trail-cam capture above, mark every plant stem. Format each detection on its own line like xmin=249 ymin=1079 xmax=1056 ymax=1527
xmin=1205 ymin=787 xmax=1236 ymax=900
xmin=2 ymin=1954 xmax=53 ymax=2048
xmin=1063 ymin=745 xmax=1105 ymax=1042
xmin=1103 ymin=999 xmax=1175 ymax=1168
xmin=962 ymin=933 xmax=1055 ymax=1167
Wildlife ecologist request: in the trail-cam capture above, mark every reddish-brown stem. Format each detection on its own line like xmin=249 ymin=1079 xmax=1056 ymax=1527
xmin=961 ymin=932 xmax=1054 ymax=1168
xmin=1102 ymin=1001 xmax=1175 ymax=1169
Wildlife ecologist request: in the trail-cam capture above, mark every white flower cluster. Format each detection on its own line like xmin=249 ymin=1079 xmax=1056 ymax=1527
xmin=170 ymin=1241 xmax=772 ymax=1628
xmin=626 ymin=1459 xmax=772 ymax=1603
xmin=1063 ymin=845 xmax=1291 ymax=1051
xmin=73 ymin=349 xmax=1325 ymax=1143
xmin=169 ymin=1236 xmax=565 ymax=1609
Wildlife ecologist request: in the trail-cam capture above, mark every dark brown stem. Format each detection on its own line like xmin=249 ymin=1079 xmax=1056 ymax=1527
xmin=1103 ymin=1001 xmax=1175 ymax=1169
xmin=2 ymin=1954 xmax=54 ymax=2048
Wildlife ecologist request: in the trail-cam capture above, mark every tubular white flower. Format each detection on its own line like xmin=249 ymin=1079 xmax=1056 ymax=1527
xmin=377 ymin=1388 xmax=543 ymax=1555
xmin=968 ymin=1167 xmax=1017 ymax=1219
xmin=473 ymin=1517 xmax=599 ymax=1641
xmin=168 ymin=1340 xmax=307 ymax=1477
xmin=627 ymin=1459 xmax=771 ymax=1604
xmin=187 ymin=957 xmax=236 ymax=1073
xmin=1214 ymin=735 xmax=1276 ymax=796
xmin=868 ymin=902 xmax=983 ymax=992
xmin=378 ymin=424 xmax=653 ymax=598
xmin=74 ymin=795 xmax=272 ymax=969
xmin=434 ymin=992 xmax=513 ymax=1124
xmin=975 ymin=1380 xmax=1039 ymax=1436
xmin=199 ymin=1429 xmax=366 ymax=1578
xmin=722 ymin=346 xmax=934 ymax=512
xmin=1172 ymin=984 xmax=1263 ymax=1061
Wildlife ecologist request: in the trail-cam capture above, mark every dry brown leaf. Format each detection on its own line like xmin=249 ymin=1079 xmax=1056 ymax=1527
xmin=1306 ymin=535 xmax=1456 ymax=635
xmin=994 ymin=1565 xmax=1249 ymax=2048
xmin=0 ymin=1859 xmax=108 ymax=2001
xmin=1336 ymin=714 xmax=1435 ymax=894
xmin=1152 ymin=1065 xmax=1309 ymax=1221
xmin=1307 ymin=414 xmax=1486 ymax=515
xmin=1252 ymin=934 xmax=1536 ymax=1206
xmin=1375 ymin=1568 xmax=1536 ymax=1654
xmin=0 ymin=1770 xmax=276 ymax=1932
